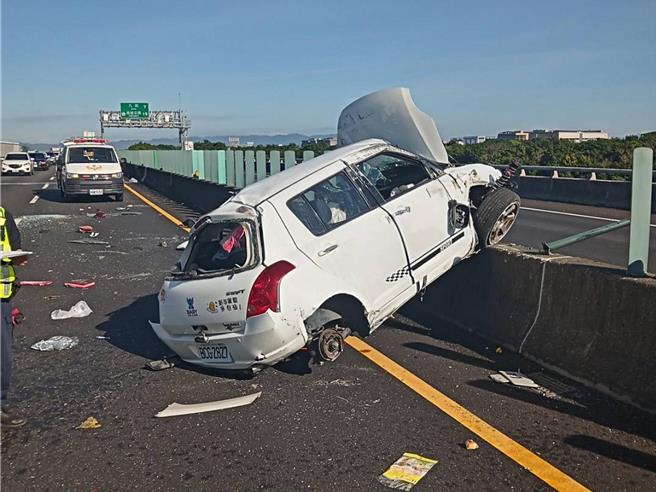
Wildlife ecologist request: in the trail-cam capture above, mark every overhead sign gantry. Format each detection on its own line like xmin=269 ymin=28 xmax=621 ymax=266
xmin=99 ymin=103 xmax=191 ymax=147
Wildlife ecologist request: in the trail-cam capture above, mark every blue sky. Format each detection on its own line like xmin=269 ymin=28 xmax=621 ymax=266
xmin=2 ymin=0 xmax=655 ymax=143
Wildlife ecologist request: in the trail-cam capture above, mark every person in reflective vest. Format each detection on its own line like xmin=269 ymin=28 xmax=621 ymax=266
xmin=1 ymin=206 xmax=28 ymax=428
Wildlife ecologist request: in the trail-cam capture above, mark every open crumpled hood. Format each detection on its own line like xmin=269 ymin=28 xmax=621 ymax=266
xmin=337 ymin=87 xmax=449 ymax=163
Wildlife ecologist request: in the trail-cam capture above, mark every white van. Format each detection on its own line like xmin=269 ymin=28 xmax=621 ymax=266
xmin=151 ymin=88 xmax=521 ymax=373
xmin=56 ymin=138 xmax=124 ymax=201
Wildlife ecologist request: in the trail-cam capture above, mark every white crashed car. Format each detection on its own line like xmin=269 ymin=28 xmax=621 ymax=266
xmin=151 ymin=88 xmax=520 ymax=372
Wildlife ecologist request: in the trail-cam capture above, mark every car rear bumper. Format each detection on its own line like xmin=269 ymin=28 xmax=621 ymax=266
xmin=150 ymin=311 xmax=308 ymax=370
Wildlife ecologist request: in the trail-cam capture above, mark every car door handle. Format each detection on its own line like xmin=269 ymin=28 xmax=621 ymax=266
xmin=394 ymin=206 xmax=411 ymax=216
xmin=317 ymin=244 xmax=339 ymax=256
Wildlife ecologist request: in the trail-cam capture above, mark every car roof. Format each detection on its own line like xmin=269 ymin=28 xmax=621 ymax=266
xmin=231 ymin=139 xmax=387 ymax=206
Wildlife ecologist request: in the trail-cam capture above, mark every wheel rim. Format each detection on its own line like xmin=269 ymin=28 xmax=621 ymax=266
xmin=488 ymin=202 xmax=519 ymax=245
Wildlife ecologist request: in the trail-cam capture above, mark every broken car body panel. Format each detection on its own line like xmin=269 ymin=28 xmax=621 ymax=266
xmin=151 ymin=89 xmax=517 ymax=371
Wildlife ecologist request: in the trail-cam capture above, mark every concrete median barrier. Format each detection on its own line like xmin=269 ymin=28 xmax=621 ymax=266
xmin=408 ymin=245 xmax=656 ymax=412
xmin=124 ymin=163 xmax=235 ymax=214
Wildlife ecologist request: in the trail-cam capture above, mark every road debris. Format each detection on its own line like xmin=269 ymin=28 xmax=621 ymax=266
xmin=12 ymin=308 xmax=25 ymax=325
xmin=76 ymin=417 xmax=101 ymax=429
xmin=176 ymin=240 xmax=189 ymax=250
xmin=79 ymin=225 xmax=94 ymax=233
xmin=64 ymin=280 xmax=96 ymax=289
xmin=20 ymin=280 xmax=53 ymax=286
xmin=51 ymin=301 xmax=93 ymax=320
xmin=68 ymin=239 xmax=110 ymax=246
xmin=155 ymin=392 xmax=262 ymax=418
xmin=490 ymin=371 xmax=540 ymax=388
xmin=120 ymin=211 xmax=142 ymax=216
xmin=158 ymin=241 xmax=168 ymax=248
xmin=378 ymin=452 xmax=438 ymax=491
xmin=144 ymin=356 xmax=179 ymax=371
xmin=96 ymin=336 xmax=111 ymax=340
xmin=94 ymin=210 xmax=107 ymax=219
xmin=465 ymin=439 xmax=479 ymax=450
xmin=129 ymin=177 xmax=138 ymax=183
xmin=31 ymin=336 xmax=79 ymax=351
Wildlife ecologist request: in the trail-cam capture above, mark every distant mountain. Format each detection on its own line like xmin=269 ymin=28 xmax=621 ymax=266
xmin=22 ymin=133 xmax=335 ymax=151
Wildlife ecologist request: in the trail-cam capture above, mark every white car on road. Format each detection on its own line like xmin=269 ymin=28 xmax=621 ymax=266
xmin=2 ymin=152 xmax=34 ymax=175
xmin=151 ymin=88 xmax=520 ymax=372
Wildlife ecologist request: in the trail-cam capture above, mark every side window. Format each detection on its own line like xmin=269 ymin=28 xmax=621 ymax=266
xmin=357 ymin=153 xmax=431 ymax=201
xmin=288 ymin=172 xmax=370 ymax=235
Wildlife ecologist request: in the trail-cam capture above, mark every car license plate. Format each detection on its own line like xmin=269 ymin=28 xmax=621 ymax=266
xmin=89 ymin=189 xmax=103 ymax=196
xmin=197 ymin=344 xmax=232 ymax=362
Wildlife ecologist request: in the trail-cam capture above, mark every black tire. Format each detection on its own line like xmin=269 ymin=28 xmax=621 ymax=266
xmin=473 ymin=187 xmax=520 ymax=248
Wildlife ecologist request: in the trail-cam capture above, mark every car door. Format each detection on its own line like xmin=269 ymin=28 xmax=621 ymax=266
xmin=353 ymin=152 xmax=455 ymax=287
xmin=277 ymin=167 xmax=414 ymax=318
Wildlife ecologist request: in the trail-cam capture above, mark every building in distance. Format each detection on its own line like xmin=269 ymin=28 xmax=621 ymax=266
xmin=529 ymin=130 xmax=609 ymax=142
xmin=462 ymin=135 xmax=493 ymax=145
xmin=301 ymin=136 xmax=337 ymax=147
xmin=497 ymin=130 xmax=530 ymax=141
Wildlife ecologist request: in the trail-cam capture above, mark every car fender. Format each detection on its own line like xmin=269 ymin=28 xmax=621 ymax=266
xmin=444 ymin=164 xmax=501 ymax=189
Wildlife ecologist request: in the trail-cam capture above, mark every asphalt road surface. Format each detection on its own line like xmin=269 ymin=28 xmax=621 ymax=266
xmin=1 ymin=168 xmax=655 ymax=491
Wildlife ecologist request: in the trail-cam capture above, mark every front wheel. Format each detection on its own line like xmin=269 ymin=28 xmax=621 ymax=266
xmin=473 ymin=187 xmax=520 ymax=248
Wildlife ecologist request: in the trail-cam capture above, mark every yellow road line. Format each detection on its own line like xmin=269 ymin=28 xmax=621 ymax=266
xmin=124 ymin=183 xmax=191 ymax=232
xmin=345 ymin=336 xmax=590 ymax=492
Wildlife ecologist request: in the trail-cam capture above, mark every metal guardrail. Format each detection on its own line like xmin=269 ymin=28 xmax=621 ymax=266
xmin=490 ymin=164 xmax=656 ymax=181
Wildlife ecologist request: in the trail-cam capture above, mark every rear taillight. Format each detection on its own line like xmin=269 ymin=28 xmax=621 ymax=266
xmin=246 ymin=261 xmax=295 ymax=319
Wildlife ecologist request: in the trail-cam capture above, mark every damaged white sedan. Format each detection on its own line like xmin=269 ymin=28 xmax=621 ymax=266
xmin=150 ymin=88 xmax=520 ymax=372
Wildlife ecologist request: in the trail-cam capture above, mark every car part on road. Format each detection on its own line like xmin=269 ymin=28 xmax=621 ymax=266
xmin=465 ymin=439 xmax=479 ymax=450
xmin=68 ymin=239 xmax=110 ymax=246
xmin=473 ymin=187 xmax=521 ymax=247
xmin=378 ymin=452 xmax=438 ymax=491
xmin=64 ymin=280 xmax=96 ymax=289
xmin=31 ymin=336 xmax=80 ymax=351
xmin=154 ymin=391 xmax=262 ymax=418
xmin=50 ymin=301 xmax=93 ymax=320
xmin=498 ymin=371 xmax=539 ymax=388
xmin=144 ymin=356 xmax=180 ymax=371
xmin=79 ymin=225 xmax=94 ymax=233
xmin=175 ymin=240 xmax=189 ymax=250
xmin=20 ymin=280 xmax=53 ymax=286
xmin=11 ymin=307 xmax=25 ymax=325
xmin=76 ymin=417 xmax=102 ymax=429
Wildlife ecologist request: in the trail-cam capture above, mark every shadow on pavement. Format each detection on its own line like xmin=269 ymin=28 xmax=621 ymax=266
xmin=563 ymin=435 xmax=656 ymax=473
xmin=393 ymin=302 xmax=656 ymax=442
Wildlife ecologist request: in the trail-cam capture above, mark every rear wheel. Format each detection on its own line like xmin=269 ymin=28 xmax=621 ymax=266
xmin=473 ymin=187 xmax=520 ymax=248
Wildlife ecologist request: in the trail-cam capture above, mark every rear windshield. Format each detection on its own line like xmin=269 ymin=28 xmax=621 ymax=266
xmin=5 ymin=153 xmax=28 ymax=160
xmin=29 ymin=152 xmax=47 ymax=160
xmin=67 ymin=146 xmax=117 ymax=164
xmin=183 ymin=221 xmax=255 ymax=275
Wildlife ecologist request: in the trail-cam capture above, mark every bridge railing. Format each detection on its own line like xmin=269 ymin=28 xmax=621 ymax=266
xmin=118 ymin=149 xmax=315 ymax=188
xmin=491 ymin=164 xmax=656 ymax=181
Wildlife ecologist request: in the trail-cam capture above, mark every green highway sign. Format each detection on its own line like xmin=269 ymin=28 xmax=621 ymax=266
xmin=120 ymin=102 xmax=149 ymax=119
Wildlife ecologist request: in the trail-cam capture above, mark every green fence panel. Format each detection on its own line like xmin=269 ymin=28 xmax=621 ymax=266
xmin=218 ymin=150 xmax=227 ymax=185
xmin=235 ymin=150 xmax=245 ymax=188
xmin=138 ymin=150 xmax=156 ymax=168
xmin=226 ymin=150 xmax=235 ymax=187
xmin=284 ymin=150 xmax=296 ymax=170
xmin=202 ymin=151 xmax=219 ymax=183
xmin=270 ymin=150 xmax=281 ymax=176
xmin=245 ymin=150 xmax=256 ymax=186
xmin=302 ymin=151 xmax=315 ymax=162
xmin=256 ymin=150 xmax=266 ymax=182
xmin=192 ymin=150 xmax=205 ymax=180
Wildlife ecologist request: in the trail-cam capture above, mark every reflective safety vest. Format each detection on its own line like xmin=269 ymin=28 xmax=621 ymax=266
xmin=0 ymin=207 xmax=16 ymax=299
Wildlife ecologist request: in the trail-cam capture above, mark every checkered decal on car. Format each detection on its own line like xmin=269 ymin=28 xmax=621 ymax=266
xmin=386 ymin=266 xmax=410 ymax=282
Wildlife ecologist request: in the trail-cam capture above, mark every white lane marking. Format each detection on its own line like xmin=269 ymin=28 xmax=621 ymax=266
xmin=41 ymin=183 xmax=49 ymax=189
xmin=49 ymin=176 xmax=55 ymax=181
xmin=29 ymin=195 xmax=40 ymax=204
xmin=521 ymin=207 xmax=656 ymax=228
xmin=0 ymin=182 xmax=51 ymax=186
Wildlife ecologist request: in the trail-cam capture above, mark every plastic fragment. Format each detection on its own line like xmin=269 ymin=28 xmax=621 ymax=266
xmin=129 ymin=177 xmax=138 ymax=183
xmin=20 ymin=280 xmax=53 ymax=286
xmin=68 ymin=239 xmax=110 ymax=245
xmin=51 ymin=301 xmax=93 ymax=320
xmin=498 ymin=371 xmax=539 ymax=388
xmin=159 ymin=241 xmax=168 ymax=248
xmin=465 ymin=439 xmax=479 ymax=450
xmin=176 ymin=240 xmax=189 ymax=250
xmin=155 ymin=392 xmax=262 ymax=418
xmin=94 ymin=210 xmax=106 ymax=219
xmin=76 ymin=417 xmax=101 ymax=429
xmin=79 ymin=225 xmax=94 ymax=233
xmin=145 ymin=357 xmax=178 ymax=371
xmin=64 ymin=280 xmax=96 ymax=289
xmin=31 ymin=336 xmax=79 ymax=351
xmin=12 ymin=308 xmax=25 ymax=325
xmin=378 ymin=453 xmax=438 ymax=490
